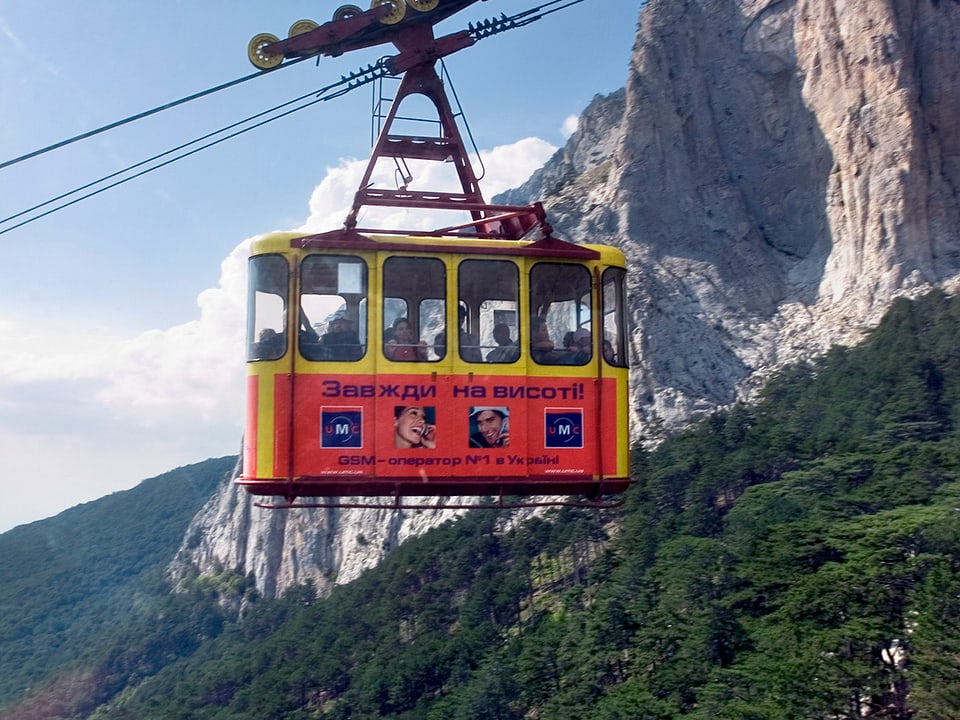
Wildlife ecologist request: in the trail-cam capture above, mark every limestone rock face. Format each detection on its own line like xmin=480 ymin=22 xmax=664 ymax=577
xmin=172 ymin=0 xmax=960 ymax=598
xmin=168 ymin=455 xmax=467 ymax=598
xmin=506 ymin=0 xmax=960 ymax=440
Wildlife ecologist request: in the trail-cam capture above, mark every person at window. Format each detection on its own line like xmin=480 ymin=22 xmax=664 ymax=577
xmin=564 ymin=328 xmax=592 ymax=365
xmin=458 ymin=306 xmax=483 ymax=362
xmin=433 ymin=330 xmax=446 ymax=359
xmin=394 ymin=405 xmax=436 ymax=448
xmin=321 ymin=316 xmax=363 ymax=361
xmin=485 ymin=323 xmax=519 ymax=363
xmin=469 ymin=407 xmax=509 ymax=448
xmin=602 ymin=337 xmax=617 ymax=364
xmin=530 ymin=316 xmax=569 ymax=364
xmin=385 ymin=317 xmax=428 ymax=361
xmin=253 ymin=328 xmax=285 ymax=359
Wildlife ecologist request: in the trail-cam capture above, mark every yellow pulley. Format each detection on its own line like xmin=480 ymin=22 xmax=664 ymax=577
xmin=406 ymin=0 xmax=440 ymax=11
xmin=288 ymin=19 xmax=320 ymax=37
xmin=333 ymin=5 xmax=364 ymax=21
xmin=371 ymin=0 xmax=406 ymax=25
xmin=247 ymin=33 xmax=283 ymax=70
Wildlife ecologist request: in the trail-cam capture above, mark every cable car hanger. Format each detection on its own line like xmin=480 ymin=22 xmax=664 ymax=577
xmin=239 ymin=0 xmax=633 ymax=511
xmin=246 ymin=0 xmax=589 ymax=72
xmin=251 ymin=0 xmax=589 ymax=240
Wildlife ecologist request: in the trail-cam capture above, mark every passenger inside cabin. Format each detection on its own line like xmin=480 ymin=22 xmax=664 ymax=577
xmin=603 ymin=337 xmax=617 ymax=364
xmin=530 ymin=316 xmax=555 ymax=363
xmin=486 ymin=323 xmax=519 ymax=363
xmin=254 ymin=328 xmax=285 ymax=360
xmin=321 ymin=317 xmax=363 ymax=361
xmin=458 ymin=306 xmax=483 ymax=362
xmin=385 ymin=317 xmax=428 ymax=361
xmin=433 ymin=330 xmax=446 ymax=359
xmin=565 ymin=328 xmax=592 ymax=365
xmin=530 ymin=316 xmax=571 ymax=364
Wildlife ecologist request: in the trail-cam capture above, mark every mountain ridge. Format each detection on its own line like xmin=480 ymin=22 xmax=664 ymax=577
xmin=503 ymin=0 xmax=960 ymax=441
xmin=5 ymin=290 xmax=959 ymax=717
xmin=170 ymin=0 xmax=960 ymax=599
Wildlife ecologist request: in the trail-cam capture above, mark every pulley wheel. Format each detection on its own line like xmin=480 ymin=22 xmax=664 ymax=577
xmin=247 ymin=33 xmax=283 ymax=69
xmin=288 ymin=19 xmax=320 ymax=37
xmin=371 ymin=0 xmax=406 ymax=25
xmin=406 ymin=0 xmax=439 ymax=11
xmin=333 ymin=4 xmax=364 ymax=21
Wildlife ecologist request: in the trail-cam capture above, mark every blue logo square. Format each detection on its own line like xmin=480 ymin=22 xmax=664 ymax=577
xmin=321 ymin=408 xmax=363 ymax=448
xmin=544 ymin=409 xmax=584 ymax=449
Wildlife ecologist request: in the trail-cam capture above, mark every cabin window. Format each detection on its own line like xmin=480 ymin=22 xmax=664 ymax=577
xmin=298 ymin=255 xmax=368 ymax=361
xmin=529 ymin=263 xmax=593 ymax=365
xmin=247 ymin=254 xmax=289 ymax=361
xmin=382 ymin=256 xmax=446 ymax=362
xmin=458 ymin=259 xmax=520 ymax=363
xmin=601 ymin=267 xmax=629 ymax=367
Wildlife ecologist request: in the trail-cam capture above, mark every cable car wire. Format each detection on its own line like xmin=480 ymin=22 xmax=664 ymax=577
xmin=0 ymin=56 xmax=311 ymax=172
xmin=467 ymin=0 xmax=586 ymax=38
xmin=2 ymin=1 xmax=581 ymax=174
xmin=0 ymin=60 xmax=393 ymax=237
xmin=0 ymin=60 xmax=387 ymax=230
xmin=0 ymin=0 xmax=589 ymax=236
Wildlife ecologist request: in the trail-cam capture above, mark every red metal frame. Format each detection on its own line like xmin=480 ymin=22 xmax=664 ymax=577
xmin=260 ymin=0 xmax=549 ymax=239
xmin=240 ymin=3 xmax=633 ymax=508
xmin=264 ymin=2 xmax=483 ymax=63
xmin=255 ymin=497 xmax=626 ymax=511
xmin=342 ymin=16 xmax=548 ymax=238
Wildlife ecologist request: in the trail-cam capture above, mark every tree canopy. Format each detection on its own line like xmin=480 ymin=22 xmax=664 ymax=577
xmin=4 ymin=291 xmax=960 ymax=719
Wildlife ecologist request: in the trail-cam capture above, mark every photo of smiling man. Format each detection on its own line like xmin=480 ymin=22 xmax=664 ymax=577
xmin=468 ymin=406 xmax=510 ymax=448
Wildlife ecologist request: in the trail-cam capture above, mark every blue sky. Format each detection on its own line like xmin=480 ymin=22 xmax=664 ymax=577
xmin=0 ymin=0 xmax=641 ymax=532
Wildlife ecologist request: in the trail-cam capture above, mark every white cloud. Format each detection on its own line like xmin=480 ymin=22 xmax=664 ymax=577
xmin=95 ymin=241 xmax=250 ymax=425
xmin=478 ymin=137 xmax=557 ymax=196
xmin=0 ymin=136 xmax=556 ymax=533
xmin=301 ymin=136 xmax=557 ymax=232
xmin=0 ymin=243 xmax=250 ymax=532
xmin=561 ymin=114 xmax=579 ymax=139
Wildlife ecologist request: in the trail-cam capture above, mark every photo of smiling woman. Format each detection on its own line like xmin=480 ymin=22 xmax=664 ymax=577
xmin=468 ymin=407 xmax=510 ymax=448
xmin=394 ymin=405 xmax=437 ymax=449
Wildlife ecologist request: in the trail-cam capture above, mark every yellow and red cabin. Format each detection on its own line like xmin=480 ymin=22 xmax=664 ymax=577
xmin=239 ymin=228 xmax=631 ymax=506
xmin=238 ymin=4 xmax=634 ymax=507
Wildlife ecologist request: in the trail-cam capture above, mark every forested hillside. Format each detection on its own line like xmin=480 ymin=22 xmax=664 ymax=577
xmin=5 ymin=291 xmax=960 ymax=719
xmin=0 ymin=456 xmax=236 ymax=719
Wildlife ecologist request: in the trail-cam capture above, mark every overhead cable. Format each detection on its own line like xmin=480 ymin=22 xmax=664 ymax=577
xmin=0 ymin=61 xmax=392 ymax=237
xmin=1 ymin=0 xmax=591 ymax=234
xmin=0 ymin=57 xmax=311 ymax=172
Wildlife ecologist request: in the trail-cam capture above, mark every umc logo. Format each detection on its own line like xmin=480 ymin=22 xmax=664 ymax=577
xmin=321 ymin=408 xmax=363 ymax=448
xmin=544 ymin=409 xmax=584 ymax=449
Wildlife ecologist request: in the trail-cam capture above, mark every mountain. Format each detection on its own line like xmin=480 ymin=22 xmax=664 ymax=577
xmin=502 ymin=0 xmax=960 ymax=438
xmin=4 ymin=1 xmax=959 ymax=715
xmin=174 ymin=0 xmax=960 ymax=601
xmin=5 ymin=289 xmax=958 ymax=718
xmin=167 ymin=470 xmax=473 ymax=599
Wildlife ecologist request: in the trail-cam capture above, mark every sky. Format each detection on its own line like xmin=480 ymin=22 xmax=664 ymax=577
xmin=0 ymin=0 xmax=641 ymax=532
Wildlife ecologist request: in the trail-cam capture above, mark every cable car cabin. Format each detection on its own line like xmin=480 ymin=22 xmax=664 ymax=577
xmin=238 ymin=228 xmax=631 ymax=507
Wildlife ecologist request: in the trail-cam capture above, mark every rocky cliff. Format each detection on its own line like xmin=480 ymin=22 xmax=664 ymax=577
xmin=505 ymin=0 xmax=960 ymax=439
xmin=168 ymin=456 xmax=473 ymax=599
xmin=171 ymin=0 xmax=960 ymax=598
